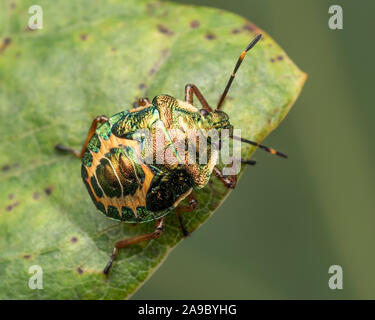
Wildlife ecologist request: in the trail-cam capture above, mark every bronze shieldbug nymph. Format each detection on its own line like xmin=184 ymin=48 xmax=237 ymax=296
xmin=56 ymin=34 xmax=287 ymax=274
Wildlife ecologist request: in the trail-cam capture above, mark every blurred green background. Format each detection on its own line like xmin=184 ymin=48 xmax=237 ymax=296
xmin=133 ymin=0 xmax=375 ymax=299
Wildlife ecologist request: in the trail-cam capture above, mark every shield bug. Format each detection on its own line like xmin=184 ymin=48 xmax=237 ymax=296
xmin=56 ymin=34 xmax=287 ymax=274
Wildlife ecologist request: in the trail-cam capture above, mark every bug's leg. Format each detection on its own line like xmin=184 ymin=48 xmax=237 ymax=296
xmin=55 ymin=115 xmax=108 ymax=159
xmin=132 ymin=97 xmax=151 ymax=109
xmin=213 ymin=166 xmax=237 ymax=189
xmin=185 ymin=84 xmax=213 ymax=112
xmin=103 ymin=218 xmax=165 ymax=275
xmin=241 ymin=159 xmax=257 ymax=165
xmin=175 ymin=191 xmax=198 ymax=237
xmin=139 ymin=97 xmax=151 ymax=106
xmin=213 ymin=156 xmax=256 ymax=189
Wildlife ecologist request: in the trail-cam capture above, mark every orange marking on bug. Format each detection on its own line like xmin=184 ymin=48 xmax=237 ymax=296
xmin=129 ymin=105 xmax=150 ymax=113
xmin=269 ymin=148 xmax=277 ymax=155
xmin=85 ymin=135 xmax=155 ymax=217
xmin=240 ymin=51 xmax=246 ymax=60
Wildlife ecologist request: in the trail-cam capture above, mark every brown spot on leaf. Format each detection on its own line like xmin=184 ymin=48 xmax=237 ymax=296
xmin=277 ymin=55 xmax=284 ymax=61
xmin=0 ymin=37 xmax=11 ymax=54
xmin=10 ymin=3 xmax=16 ymax=9
xmin=80 ymin=34 xmax=88 ymax=41
xmin=149 ymin=68 xmax=156 ymax=76
xmin=44 ymin=186 xmax=53 ymax=196
xmin=270 ymin=58 xmax=275 ymax=63
xmin=232 ymin=28 xmax=241 ymax=34
xmin=8 ymin=194 xmax=14 ymax=200
xmin=71 ymin=237 xmax=78 ymax=243
xmin=157 ymin=24 xmax=174 ymax=36
xmin=77 ymin=267 xmax=84 ymax=274
xmin=24 ymin=255 xmax=31 ymax=259
xmin=243 ymin=23 xmax=255 ymax=32
xmin=190 ymin=20 xmax=200 ymax=29
xmin=138 ymin=83 xmax=147 ymax=90
xmin=205 ymin=33 xmax=216 ymax=40
xmin=33 ymin=192 xmax=40 ymax=200
xmin=243 ymin=23 xmax=261 ymax=35
xmin=5 ymin=201 xmax=20 ymax=211
xmin=2 ymin=163 xmax=19 ymax=172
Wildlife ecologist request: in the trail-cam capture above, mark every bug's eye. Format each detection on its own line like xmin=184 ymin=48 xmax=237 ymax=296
xmin=199 ymin=109 xmax=209 ymax=117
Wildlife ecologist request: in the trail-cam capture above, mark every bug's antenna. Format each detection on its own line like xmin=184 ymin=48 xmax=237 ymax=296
xmin=231 ymin=135 xmax=288 ymax=159
xmin=216 ymin=34 xmax=262 ymax=110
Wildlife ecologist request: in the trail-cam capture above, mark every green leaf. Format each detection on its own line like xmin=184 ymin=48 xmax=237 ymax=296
xmin=0 ymin=0 xmax=306 ymax=299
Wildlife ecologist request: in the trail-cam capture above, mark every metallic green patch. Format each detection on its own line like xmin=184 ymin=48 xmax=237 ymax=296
xmin=109 ymin=111 xmax=125 ymax=126
xmin=112 ymin=107 xmax=159 ymax=138
xmin=122 ymin=207 xmax=137 ymax=222
xmin=90 ymin=176 xmax=103 ymax=198
xmin=87 ymin=134 xmax=101 ymax=153
xmin=107 ymin=206 xmax=121 ymax=220
xmin=96 ymin=121 xmax=112 ymax=140
xmin=136 ymin=207 xmax=154 ymax=222
xmin=95 ymin=158 xmax=122 ymax=198
xmin=111 ymin=113 xmax=133 ymax=138
xmin=82 ymin=149 xmax=93 ymax=167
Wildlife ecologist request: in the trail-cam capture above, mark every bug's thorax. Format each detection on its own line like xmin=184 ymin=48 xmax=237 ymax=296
xmin=150 ymin=94 xmax=233 ymax=189
xmin=153 ymin=94 xmax=233 ymax=134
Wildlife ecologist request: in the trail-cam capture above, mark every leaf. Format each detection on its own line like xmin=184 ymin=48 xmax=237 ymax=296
xmin=0 ymin=0 xmax=306 ymax=299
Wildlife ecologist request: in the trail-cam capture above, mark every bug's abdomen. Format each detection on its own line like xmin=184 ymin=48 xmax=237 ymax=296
xmin=81 ymin=131 xmax=162 ymax=223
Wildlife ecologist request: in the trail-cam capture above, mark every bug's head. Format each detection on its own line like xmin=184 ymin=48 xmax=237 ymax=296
xmin=199 ymin=109 xmax=233 ymax=133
